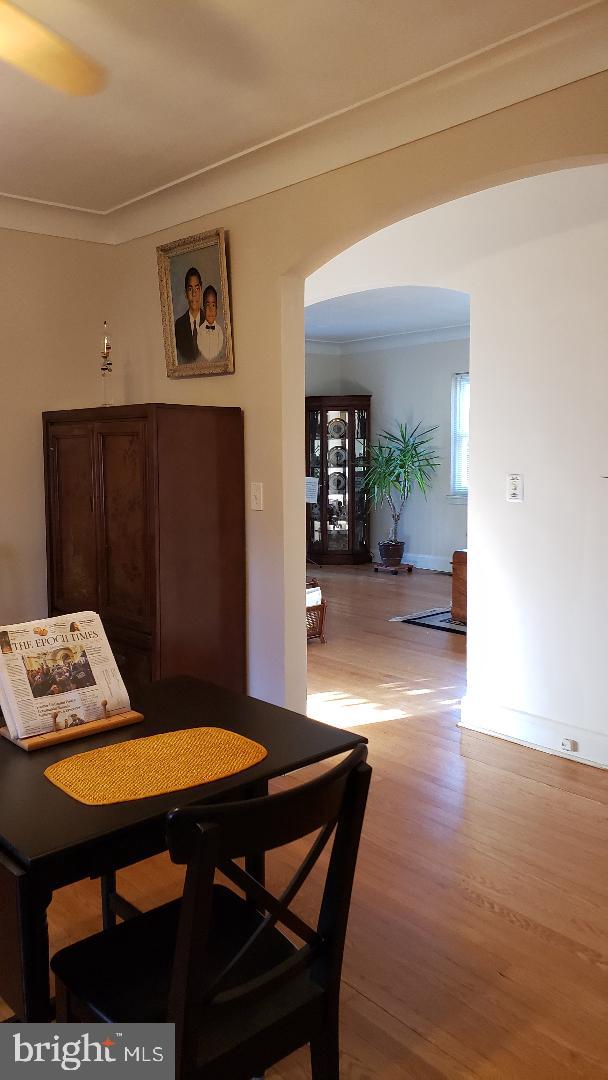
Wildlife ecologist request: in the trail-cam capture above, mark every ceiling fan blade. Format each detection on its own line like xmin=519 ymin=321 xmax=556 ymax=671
xmin=0 ymin=0 xmax=106 ymax=95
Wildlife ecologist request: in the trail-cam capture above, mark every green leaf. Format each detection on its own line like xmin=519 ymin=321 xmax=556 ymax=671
xmin=362 ymin=420 xmax=440 ymax=521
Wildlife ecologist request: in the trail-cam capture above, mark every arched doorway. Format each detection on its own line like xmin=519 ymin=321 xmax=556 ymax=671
xmin=286 ymin=160 xmax=608 ymax=765
xmin=304 ymin=284 xmax=469 ymax=730
xmin=234 ymin=71 xmax=607 ymax=715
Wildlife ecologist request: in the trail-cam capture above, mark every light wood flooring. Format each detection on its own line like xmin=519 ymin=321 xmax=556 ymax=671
xmin=4 ymin=566 xmax=608 ymax=1079
xmin=298 ymin=567 xmax=608 ymax=1079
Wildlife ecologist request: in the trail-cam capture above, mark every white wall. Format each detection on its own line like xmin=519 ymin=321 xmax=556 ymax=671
xmin=306 ymin=334 xmax=469 ymax=569
xmin=305 ymin=346 xmax=342 ymax=397
xmin=308 ymin=164 xmax=608 ymax=767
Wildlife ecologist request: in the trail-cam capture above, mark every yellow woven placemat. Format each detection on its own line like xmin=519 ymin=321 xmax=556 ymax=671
xmin=44 ymin=727 xmax=268 ymax=805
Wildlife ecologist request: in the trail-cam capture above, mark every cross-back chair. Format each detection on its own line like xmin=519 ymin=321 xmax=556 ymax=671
xmin=51 ymin=744 xmax=371 ymax=1079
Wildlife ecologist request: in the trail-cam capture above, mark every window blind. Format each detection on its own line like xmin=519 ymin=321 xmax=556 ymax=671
xmin=451 ymin=373 xmax=470 ymax=497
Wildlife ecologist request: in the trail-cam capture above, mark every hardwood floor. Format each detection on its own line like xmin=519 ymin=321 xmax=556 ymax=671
xmin=296 ymin=567 xmax=608 ymax=1078
xmin=4 ymin=565 xmax=608 ymax=1079
xmin=306 ymin=565 xmax=465 ymax=731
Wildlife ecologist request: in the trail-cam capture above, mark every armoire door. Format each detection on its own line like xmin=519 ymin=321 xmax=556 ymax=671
xmin=46 ymin=423 xmax=98 ymax=613
xmin=95 ymin=419 xmax=154 ymax=633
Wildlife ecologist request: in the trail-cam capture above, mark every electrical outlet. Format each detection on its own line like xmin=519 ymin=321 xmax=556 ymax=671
xmin=561 ymin=738 xmax=578 ymax=752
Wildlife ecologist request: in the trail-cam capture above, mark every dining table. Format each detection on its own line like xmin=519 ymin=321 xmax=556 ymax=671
xmin=0 ymin=676 xmax=365 ymax=1021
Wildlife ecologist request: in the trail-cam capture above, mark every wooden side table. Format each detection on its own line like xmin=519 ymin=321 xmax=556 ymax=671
xmin=451 ymin=550 xmax=467 ymax=623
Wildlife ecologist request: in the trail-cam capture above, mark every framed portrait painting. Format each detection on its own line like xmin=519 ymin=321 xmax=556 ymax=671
xmin=157 ymin=228 xmax=234 ymax=378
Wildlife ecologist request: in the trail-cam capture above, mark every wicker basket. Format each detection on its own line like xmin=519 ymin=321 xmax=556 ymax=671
xmin=306 ymin=579 xmax=327 ymax=644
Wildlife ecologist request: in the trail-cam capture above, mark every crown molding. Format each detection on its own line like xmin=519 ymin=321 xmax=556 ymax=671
xmin=306 ymin=324 xmax=470 ymax=353
xmin=1 ymin=2 xmax=606 ymax=245
xmin=305 ymin=341 xmax=343 ymax=357
xmin=0 ymin=193 xmax=110 ymax=244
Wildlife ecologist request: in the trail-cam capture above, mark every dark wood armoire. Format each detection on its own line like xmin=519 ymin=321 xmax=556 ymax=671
xmin=43 ymin=403 xmax=245 ymax=695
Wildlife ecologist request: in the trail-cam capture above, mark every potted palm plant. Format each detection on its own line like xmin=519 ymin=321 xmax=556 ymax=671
xmin=364 ymin=421 xmax=440 ymax=567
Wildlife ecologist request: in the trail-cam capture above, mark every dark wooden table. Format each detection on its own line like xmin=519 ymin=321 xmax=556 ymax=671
xmin=0 ymin=676 xmax=365 ymax=1021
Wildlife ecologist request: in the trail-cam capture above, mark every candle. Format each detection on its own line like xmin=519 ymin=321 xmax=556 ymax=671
xmin=102 ymin=320 xmax=111 ymax=360
xmin=100 ymin=321 xmax=113 ymax=406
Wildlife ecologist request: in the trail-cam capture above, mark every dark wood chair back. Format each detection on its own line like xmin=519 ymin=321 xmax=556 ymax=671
xmin=166 ymin=744 xmax=370 ymax=1076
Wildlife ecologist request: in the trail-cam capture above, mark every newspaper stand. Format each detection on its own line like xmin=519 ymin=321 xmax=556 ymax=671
xmin=0 ymin=610 xmax=143 ymax=751
xmin=0 ymin=709 xmax=144 ymax=751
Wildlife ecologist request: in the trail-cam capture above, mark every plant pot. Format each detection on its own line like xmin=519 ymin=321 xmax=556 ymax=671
xmin=378 ymin=540 xmax=405 ymax=567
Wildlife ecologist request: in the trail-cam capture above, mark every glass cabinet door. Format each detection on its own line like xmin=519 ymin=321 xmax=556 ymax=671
xmin=353 ymin=407 xmax=368 ymax=555
xmin=326 ymin=410 xmax=349 ymax=551
xmin=307 ymin=408 xmax=322 ymax=552
xmin=306 ymin=396 xmax=370 ymax=564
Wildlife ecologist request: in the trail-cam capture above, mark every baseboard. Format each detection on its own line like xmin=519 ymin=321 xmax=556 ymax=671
xmin=406 ymin=554 xmax=452 ymax=573
xmin=459 ymin=695 xmax=608 ymax=770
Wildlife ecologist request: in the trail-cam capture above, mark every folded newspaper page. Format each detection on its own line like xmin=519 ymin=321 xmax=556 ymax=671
xmin=0 ymin=612 xmax=130 ymax=741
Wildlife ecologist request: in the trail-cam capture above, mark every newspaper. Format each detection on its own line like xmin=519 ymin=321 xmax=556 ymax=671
xmin=0 ymin=611 xmax=130 ymax=741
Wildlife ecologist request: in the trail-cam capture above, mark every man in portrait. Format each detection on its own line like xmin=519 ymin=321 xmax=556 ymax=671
xmin=174 ymin=266 xmax=204 ymax=363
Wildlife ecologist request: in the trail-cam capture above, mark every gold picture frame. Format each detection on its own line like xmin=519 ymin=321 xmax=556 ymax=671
xmin=156 ymin=228 xmax=234 ymax=378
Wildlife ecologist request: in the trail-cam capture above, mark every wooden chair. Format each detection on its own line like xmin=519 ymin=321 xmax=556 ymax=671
xmin=51 ymin=745 xmax=371 ymax=1080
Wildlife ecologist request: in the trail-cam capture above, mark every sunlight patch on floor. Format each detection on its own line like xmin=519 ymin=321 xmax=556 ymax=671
xmin=378 ymin=683 xmax=413 ymax=692
xmin=307 ymin=690 xmax=409 ymax=729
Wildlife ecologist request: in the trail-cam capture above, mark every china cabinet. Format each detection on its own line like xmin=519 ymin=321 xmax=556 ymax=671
xmin=305 ymin=395 xmax=371 ymax=564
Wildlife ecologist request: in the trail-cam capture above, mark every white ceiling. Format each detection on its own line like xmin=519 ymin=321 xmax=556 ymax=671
xmin=0 ymin=0 xmax=593 ymax=214
xmin=305 ymin=286 xmax=469 ymax=343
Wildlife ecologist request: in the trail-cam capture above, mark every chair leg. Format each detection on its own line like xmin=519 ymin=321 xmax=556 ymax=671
xmin=54 ymin=978 xmax=71 ymax=1022
xmin=310 ymin=1021 xmax=340 ymax=1080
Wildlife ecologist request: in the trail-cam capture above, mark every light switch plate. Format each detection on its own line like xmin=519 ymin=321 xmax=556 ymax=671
xmin=250 ymin=481 xmax=263 ymax=511
xmin=506 ymin=474 xmax=524 ymax=502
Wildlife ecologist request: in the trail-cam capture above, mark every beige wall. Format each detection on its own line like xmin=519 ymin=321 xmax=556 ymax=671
xmin=1 ymin=72 xmax=607 ymax=711
xmin=0 ymin=231 xmax=114 ymax=623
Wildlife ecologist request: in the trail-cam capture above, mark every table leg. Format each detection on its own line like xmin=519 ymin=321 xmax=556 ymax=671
xmin=244 ymin=779 xmax=268 ymax=888
xmin=100 ymin=871 xmax=117 ymax=929
xmin=100 ymin=871 xmax=141 ymax=928
xmin=0 ymin=853 xmax=53 ymax=1021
